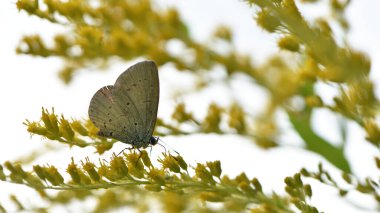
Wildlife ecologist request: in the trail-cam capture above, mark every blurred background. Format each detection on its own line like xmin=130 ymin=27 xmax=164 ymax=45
xmin=1 ymin=0 xmax=380 ymax=212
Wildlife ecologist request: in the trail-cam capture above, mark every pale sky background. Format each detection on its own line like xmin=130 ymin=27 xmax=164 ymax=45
xmin=0 ymin=0 xmax=380 ymax=212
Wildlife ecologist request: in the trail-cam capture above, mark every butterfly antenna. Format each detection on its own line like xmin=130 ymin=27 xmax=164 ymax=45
xmin=157 ymin=142 xmax=167 ymax=153
xmin=158 ymin=138 xmax=179 ymax=155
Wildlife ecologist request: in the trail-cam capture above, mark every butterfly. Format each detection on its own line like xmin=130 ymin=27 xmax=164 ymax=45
xmin=88 ymin=61 xmax=159 ymax=148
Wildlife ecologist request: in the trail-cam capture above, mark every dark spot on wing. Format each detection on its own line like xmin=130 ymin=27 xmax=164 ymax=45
xmin=109 ymin=119 xmax=112 ymax=122
xmin=110 ymin=132 xmax=113 ymax=136
xmin=127 ymin=102 xmax=130 ymax=105
xmin=134 ymin=123 xmax=137 ymax=125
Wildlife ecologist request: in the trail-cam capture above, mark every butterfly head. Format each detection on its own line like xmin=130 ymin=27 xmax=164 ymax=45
xmin=150 ymin=136 xmax=159 ymax=145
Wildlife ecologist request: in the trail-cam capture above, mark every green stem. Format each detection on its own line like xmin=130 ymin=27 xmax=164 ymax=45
xmin=288 ymin=110 xmax=351 ymax=173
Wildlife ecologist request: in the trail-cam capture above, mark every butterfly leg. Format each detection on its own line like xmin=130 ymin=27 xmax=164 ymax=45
xmin=117 ymin=146 xmax=135 ymax=156
xmin=135 ymin=148 xmax=143 ymax=167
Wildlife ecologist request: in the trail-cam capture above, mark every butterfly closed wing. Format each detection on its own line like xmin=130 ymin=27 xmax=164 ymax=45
xmin=88 ymin=61 xmax=159 ymax=148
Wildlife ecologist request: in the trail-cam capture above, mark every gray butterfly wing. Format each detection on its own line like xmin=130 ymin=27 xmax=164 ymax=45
xmin=88 ymin=86 xmax=132 ymax=142
xmin=113 ymin=61 xmax=159 ymax=147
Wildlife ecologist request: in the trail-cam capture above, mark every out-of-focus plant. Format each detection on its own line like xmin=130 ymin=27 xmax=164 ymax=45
xmin=1 ymin=0 xmax=379 ymax=212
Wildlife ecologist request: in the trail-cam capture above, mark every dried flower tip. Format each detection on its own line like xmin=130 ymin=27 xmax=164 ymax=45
xmin=140 ymin=150 xmax=152 ymax=168
xmin=293 ymin=173 xmax=303 ymax=186
xmin=4 ymin=161 xmax=16 ymax=173
xmin=206 ymin=161 xmax=222 ymax=178
xmin=98 ymin=163 xmax=113 ymax=181
xmin=6 ymin=162 xmax=28 ymax=183
xmin=278 ymin=35 xmax=300 ymax=52
xmin=174 ymin=155 xmax=187 ymax=171
xmin=16 ymin=0 xmax=39 ymax=13
xmin=172 ymin=102 xmax=193 ymax=123
xmin=284 ymin=176 xmax=295 ymax=187
xmin=33 ymin=165 xmax=49 ymax=184
xmin=159 ymin=154 xmax=181 ymax=173
xmin=221 ymin=175 xmax=237 ymax=187
xmin=235 ymin=172 xmax=250 ymax=184
xmin=300 ymin=168 xmax=310 ymax=177
xmin=195 ymin=163 xmax=214 ymax=184
xmin=256 ymin=9 xmax=281 ymax=33
xmin=201 ymin=103 xmax=222 ymax=133
xmin=59 ymin=116 xmax=74 ymax=141
xmin=24 ymin=173 xmax=44 ymax=188
xmin=71 ymin=120 xmax=88 ymax=136
xmin=239 ymin=181 xmax=256 ymax=195
xmin=41 ymin=107 xmax=59 ymax=136
xmin=25 ymin=121 xmax=47 ymax=135
xmin=228 ymin=103 xmax=246 ymax=134
xmin=59 ymin=67 xmax=75 ymax=84
xmin=339 ymin=189 xmax=348 ymax=197
xmin=285 ymin=185 xmax=298 ymax=197
xmin=293 ymin=200 xmax=306 ymax=210
xmin=341 ymin=172 xmax=352 ymax=184
xmin=304 ymin=184 xmax=312 ymax=197
xmin=70 ymin=121 xmax=88 ymax=136
xmin=14 ymin=164 xmax=27 ymax=179
xmin=148 ymin=168 xmax=166 ymax=185
xmin=213 ymin=25 xmax=232 ymax=41
xmin=46 ymin=166 xmax=64 ymax=185
xmin=316 ymin=18 xmax=332 ymax=35
xmin=251 ymin=177 xmax=262 ymax=192
xmin=364 ymin=120 xmax=380 ymax=146
xmin=10 ymin=194 xmax=24 ymax=210
xmin=78 ymin=170 xmax=92 ymax=185
xmin=110 ymin=156 xmax=129 ymax=178
xmin=124 ymin=151 xmax=143 ymax=170
xmin=95 ymin=142 xmax=113 ymax=155
xmin=0 ymin=165 xmax=6 ymax=181
xmin=199 ymin=192 xmax=225 ymax=202
xmin=127 ymin=162 xmax=145 ymax=179
xmin=67 ymin=159 xmax=81 ymax=184
xmin=83 ymin=161 xmax=100 ymax=182
xmin=375 ymin=157 xmax=380 ymax=169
